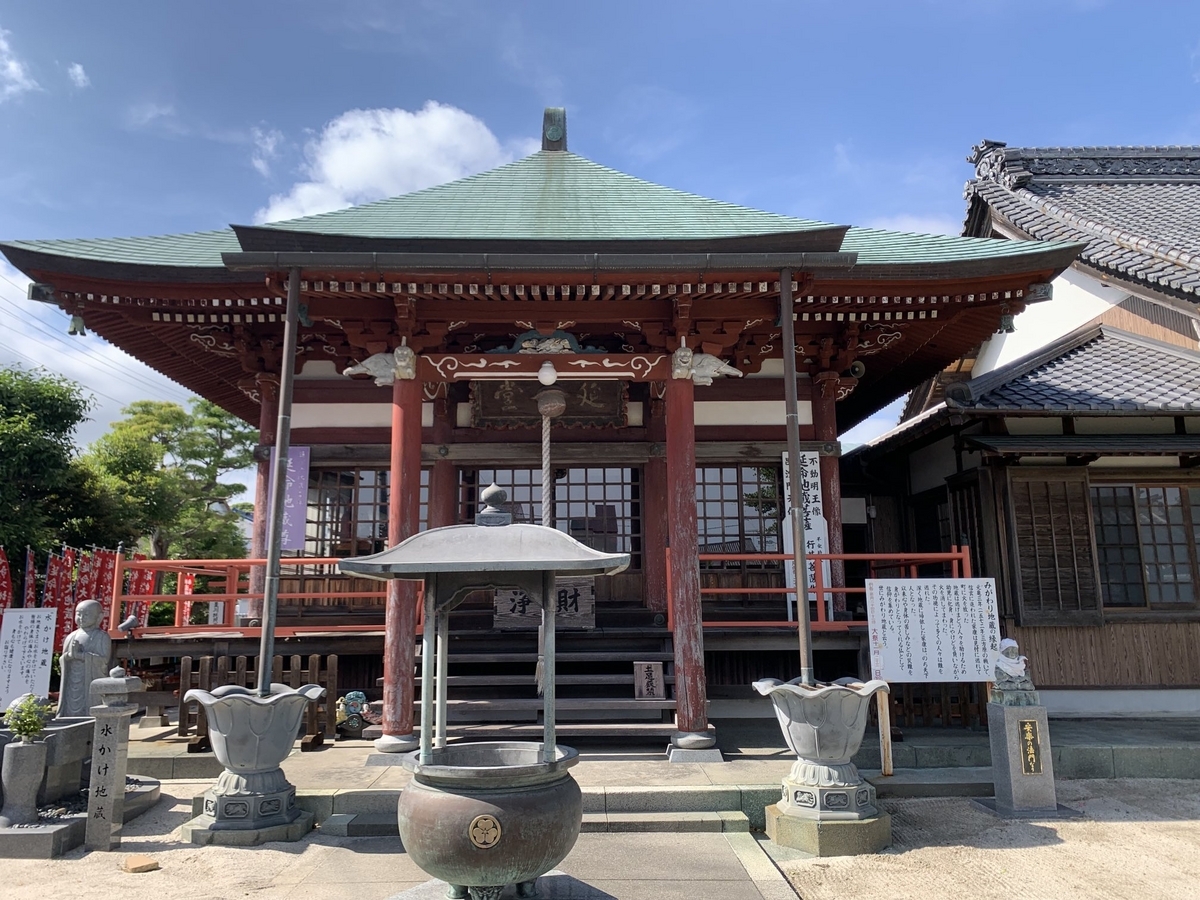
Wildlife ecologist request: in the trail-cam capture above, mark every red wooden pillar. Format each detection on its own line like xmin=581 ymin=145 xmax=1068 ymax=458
xmin=665 ymin=373 xmax=713 ymax=749
xmin=378 ymin=374 xmax=423 ymax=751
xmin=428 ymin=394 xmax=457 ymax=529
xmin=247 ymin=375 xmax=279 ymax=621
xmin=812 ymin=372 xmax=845 ymax=609
xmin=642 ymin=386 xmax=668 ymax=613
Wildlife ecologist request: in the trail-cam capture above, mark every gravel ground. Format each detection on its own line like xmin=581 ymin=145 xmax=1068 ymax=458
xmin=781 ymin=779 xmax=1200 ymax=900
xmin=5 ymin=778 xmax=1199 ymax=899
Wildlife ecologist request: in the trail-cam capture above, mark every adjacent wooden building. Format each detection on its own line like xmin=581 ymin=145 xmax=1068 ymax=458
xmin=846 ymin=143 xmax=1200 ymax=716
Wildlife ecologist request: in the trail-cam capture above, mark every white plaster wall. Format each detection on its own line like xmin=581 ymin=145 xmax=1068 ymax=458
xmin=1004 ymin=417 xmax=1064 ymax=434
xmin=973 ymin=267 xmax=1128 ymax=376
xmin=694 ymin=400 xmax=810 ymax=426
xmin=292 ymin=402 xmax=434 ymax=428
xmin=1073 ymin=417 xmax=1178 ymax=434
xmin=297 ymin=361 xmax=343 ymax=379
xmin=908 ymin=436 xmax=958 ymax=494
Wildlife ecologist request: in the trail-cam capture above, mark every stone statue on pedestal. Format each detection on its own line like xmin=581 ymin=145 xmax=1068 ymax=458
xmin=990 ymin=638 xmax=1039 ymax=706
xmin=57 ymin=600 xmax=112 ymax=719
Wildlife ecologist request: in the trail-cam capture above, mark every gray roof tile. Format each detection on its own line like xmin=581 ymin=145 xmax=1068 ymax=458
xmin=965 ymin=143 xmax=1200 ymax=304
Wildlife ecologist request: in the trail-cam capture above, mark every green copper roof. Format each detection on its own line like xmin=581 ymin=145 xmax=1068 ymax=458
xmin=254 ymin=151 xmax=833 ymax=241
xmin=3 ymin=228 xmax=238 ymax=269
xmin=1 ymin=148 xmax=1081 ymax=275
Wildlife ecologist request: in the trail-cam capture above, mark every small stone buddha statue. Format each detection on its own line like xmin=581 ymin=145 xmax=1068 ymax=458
xmin=58 ymin=600 xmax=113 ymax=718
xmin=990 ymin=638 xmax=1039 ymax=706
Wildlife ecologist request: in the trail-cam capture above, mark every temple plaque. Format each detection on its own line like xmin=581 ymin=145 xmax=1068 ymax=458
xmin=493 ymin=577 xmax=596 ymax=630
xmin=1019 ymin=719 xmax=1042 ymax=775
xmin=471 ymin=380 xmax=626 ymax=428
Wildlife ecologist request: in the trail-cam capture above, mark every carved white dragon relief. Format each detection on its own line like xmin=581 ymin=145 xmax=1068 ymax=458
xmin=189 ymin=331 xmax=238 ymax=357
xmin=671 ymin=347 xmax=743 ymax=386
xmin=855 ymin=330 xmax=903 ymax=356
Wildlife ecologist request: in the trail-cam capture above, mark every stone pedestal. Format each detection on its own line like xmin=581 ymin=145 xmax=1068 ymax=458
xmin=985 ymin=702 xmax=1060 ymax=815
xmin=85 ymin=668 xmax=144 ymax=851
xmin=766 ymin=804 xmax=891 ymax=857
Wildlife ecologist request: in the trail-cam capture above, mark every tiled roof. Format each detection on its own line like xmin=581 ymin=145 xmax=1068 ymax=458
xmin=965 ymin=142 xmax=1200 ymax=303
xmin=945 ymin=325 xmax=1200 ymax=412
xmin=254 ymin=151 xmax=834 ymax=242
xmin=3 ymin=148 xmax=1079 ymax=276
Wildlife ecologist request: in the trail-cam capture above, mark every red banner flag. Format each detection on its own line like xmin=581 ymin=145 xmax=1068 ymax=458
xmin=0 ymin=547 xmax=11 ymax=613
xmin=58 ymin=547 xmax=81 ymax=645
xmin=180 ymin=571 xmax=196 ymax=625
xmin=128 ymin=553 xmax=155 ymax=626
xmin=23 ymin=548 xmax=36 ymax=608
xmin=93 ymin=549 xmax=118 ymax=625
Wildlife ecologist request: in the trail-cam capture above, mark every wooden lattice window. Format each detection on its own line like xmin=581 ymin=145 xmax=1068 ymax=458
xmin=461 ymin=467 xmax=643 ymax=569
xmin=695 ymin=465 xmax=784 ymax=571
xmin=302 ymin=467 xmax=430 ymax=560
xmin=1006 ymin=469 xmax=1102 ymax=625
xmin=1091 ymin=484 xmax=1200 ymax=609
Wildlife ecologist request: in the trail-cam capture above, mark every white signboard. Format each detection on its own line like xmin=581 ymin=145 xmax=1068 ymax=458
xmin=865 ymin=578 xmax=1002 ymax=683
xmin=0 ymin=608 xmax=57 ymax=707
xmin=494 ymin=576 xmax=596 ymax=630
xmin=780 ymin=450 xmax=831 ymax=611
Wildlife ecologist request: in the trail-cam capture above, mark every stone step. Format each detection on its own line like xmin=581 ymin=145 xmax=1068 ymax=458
xmin=318 ymin=810 xmax=750 ymax=837
xmin=865 ymin=766 xmax=994 ymax=798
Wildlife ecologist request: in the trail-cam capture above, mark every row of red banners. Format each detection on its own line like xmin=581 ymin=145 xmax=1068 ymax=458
xmin=0 ymin=546 xmax=159 ymax=650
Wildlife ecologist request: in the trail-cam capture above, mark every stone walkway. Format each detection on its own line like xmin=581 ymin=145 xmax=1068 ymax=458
xmin=2 ymin=780 xmax=796 ymax=900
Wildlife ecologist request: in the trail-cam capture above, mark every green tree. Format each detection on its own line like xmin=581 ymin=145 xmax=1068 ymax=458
xmin=85 ymin=399 xmax=256 ymax=560
xmin=0 ymin=368 xmax=135 ymax=594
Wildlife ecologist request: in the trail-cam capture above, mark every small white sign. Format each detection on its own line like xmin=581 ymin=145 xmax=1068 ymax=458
xmin=781 ymin=450 xmax=831 ymax=610
xmin=865 ymin=578 xmax=1002 ymax=683
xmin=633 ymin=661 xmax=665 ymax=700
xmin=0 ymin=608 xmax=57 ymax=707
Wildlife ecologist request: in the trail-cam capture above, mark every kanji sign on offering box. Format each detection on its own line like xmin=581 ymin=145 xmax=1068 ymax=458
xmin=865 ymin=578 xmax=1002 ymax=683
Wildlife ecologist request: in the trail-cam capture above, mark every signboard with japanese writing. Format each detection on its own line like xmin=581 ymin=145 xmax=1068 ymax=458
xmin=493 ymin=576 xmax=596 ymax=630
xmin=1019 ymin=719 xmax=1043 ymax=775
xmin=864 ymin=578 xmax=1001 ymax=683
xmin=269 ymin=446 xmax=311 ymax=551
xmin=633 ymin=661 xmax=665 ymax=700
xmin=780 ymin=450 xmax=830 ymax=607
xmin=0 ymin=608 xmax=56 ymax=707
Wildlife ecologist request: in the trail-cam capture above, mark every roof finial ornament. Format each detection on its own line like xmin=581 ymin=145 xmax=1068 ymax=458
xmin=542 ymin=108 xmax=566 ymax=152
xmin=476 ymin=482 xmax=513 ymax=527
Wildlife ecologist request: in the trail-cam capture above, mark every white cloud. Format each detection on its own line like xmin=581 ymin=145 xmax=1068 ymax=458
xmin=125 ymin=101 xmax=175 ymax=128
xmin=251 ymin=126 xmax=283 ymax=177
xmin=865 ymin=213 xmax=962 ymax=237
xmin=0 ymin=28 xmax=38 ymax=100
xmin=255 ymin=102 xmax=532 ymax=223
xmin=0 ymin=259 xmax=195 ymax=447
xmin=67 ymin=62 xmax=89 ymax=88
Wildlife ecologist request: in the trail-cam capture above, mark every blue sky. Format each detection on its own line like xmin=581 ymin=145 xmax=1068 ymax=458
xmin=2 ymin=0 xmax=1200 ymax=446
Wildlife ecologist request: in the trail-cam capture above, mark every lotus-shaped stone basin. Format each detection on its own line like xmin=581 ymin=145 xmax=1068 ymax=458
xmin=185 ymin=683 xmax=324 ymax=793
xmin=753 ymin=678 xmax=889 ymax=765
xmin=398 ymin=741 xmax=582 ymax=899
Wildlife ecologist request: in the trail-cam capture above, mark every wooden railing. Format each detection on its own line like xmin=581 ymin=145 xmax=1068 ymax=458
xmin=666 ymin=546 xmax=973 ymax=631
xmin=109 ymin=554 xmax=387 ymax=634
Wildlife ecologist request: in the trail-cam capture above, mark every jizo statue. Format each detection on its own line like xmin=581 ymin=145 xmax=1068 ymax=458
xmin=58 ymin=600 xmax=112 ymax=718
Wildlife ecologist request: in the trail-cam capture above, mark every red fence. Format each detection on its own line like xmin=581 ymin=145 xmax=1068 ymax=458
xmin=666 ymin=546 xmax=973 ymax=631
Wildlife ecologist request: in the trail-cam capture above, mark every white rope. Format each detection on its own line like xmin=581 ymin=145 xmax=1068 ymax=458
xmin=537 ymin=413 xmax=552 ymax=696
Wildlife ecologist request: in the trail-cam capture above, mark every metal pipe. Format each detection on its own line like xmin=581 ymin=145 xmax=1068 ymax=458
xmin=780 ymin=269 xmax=815 ymax=686
xmin=255 ymin=267 xmax=300 ymax=697
xmin=419 ymin=575 xmax=436 ymax=764
xmin=541 ymin=570 xmax=557 ymax=764
xmin=435 ymin=608 xmax=449 ymax=749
